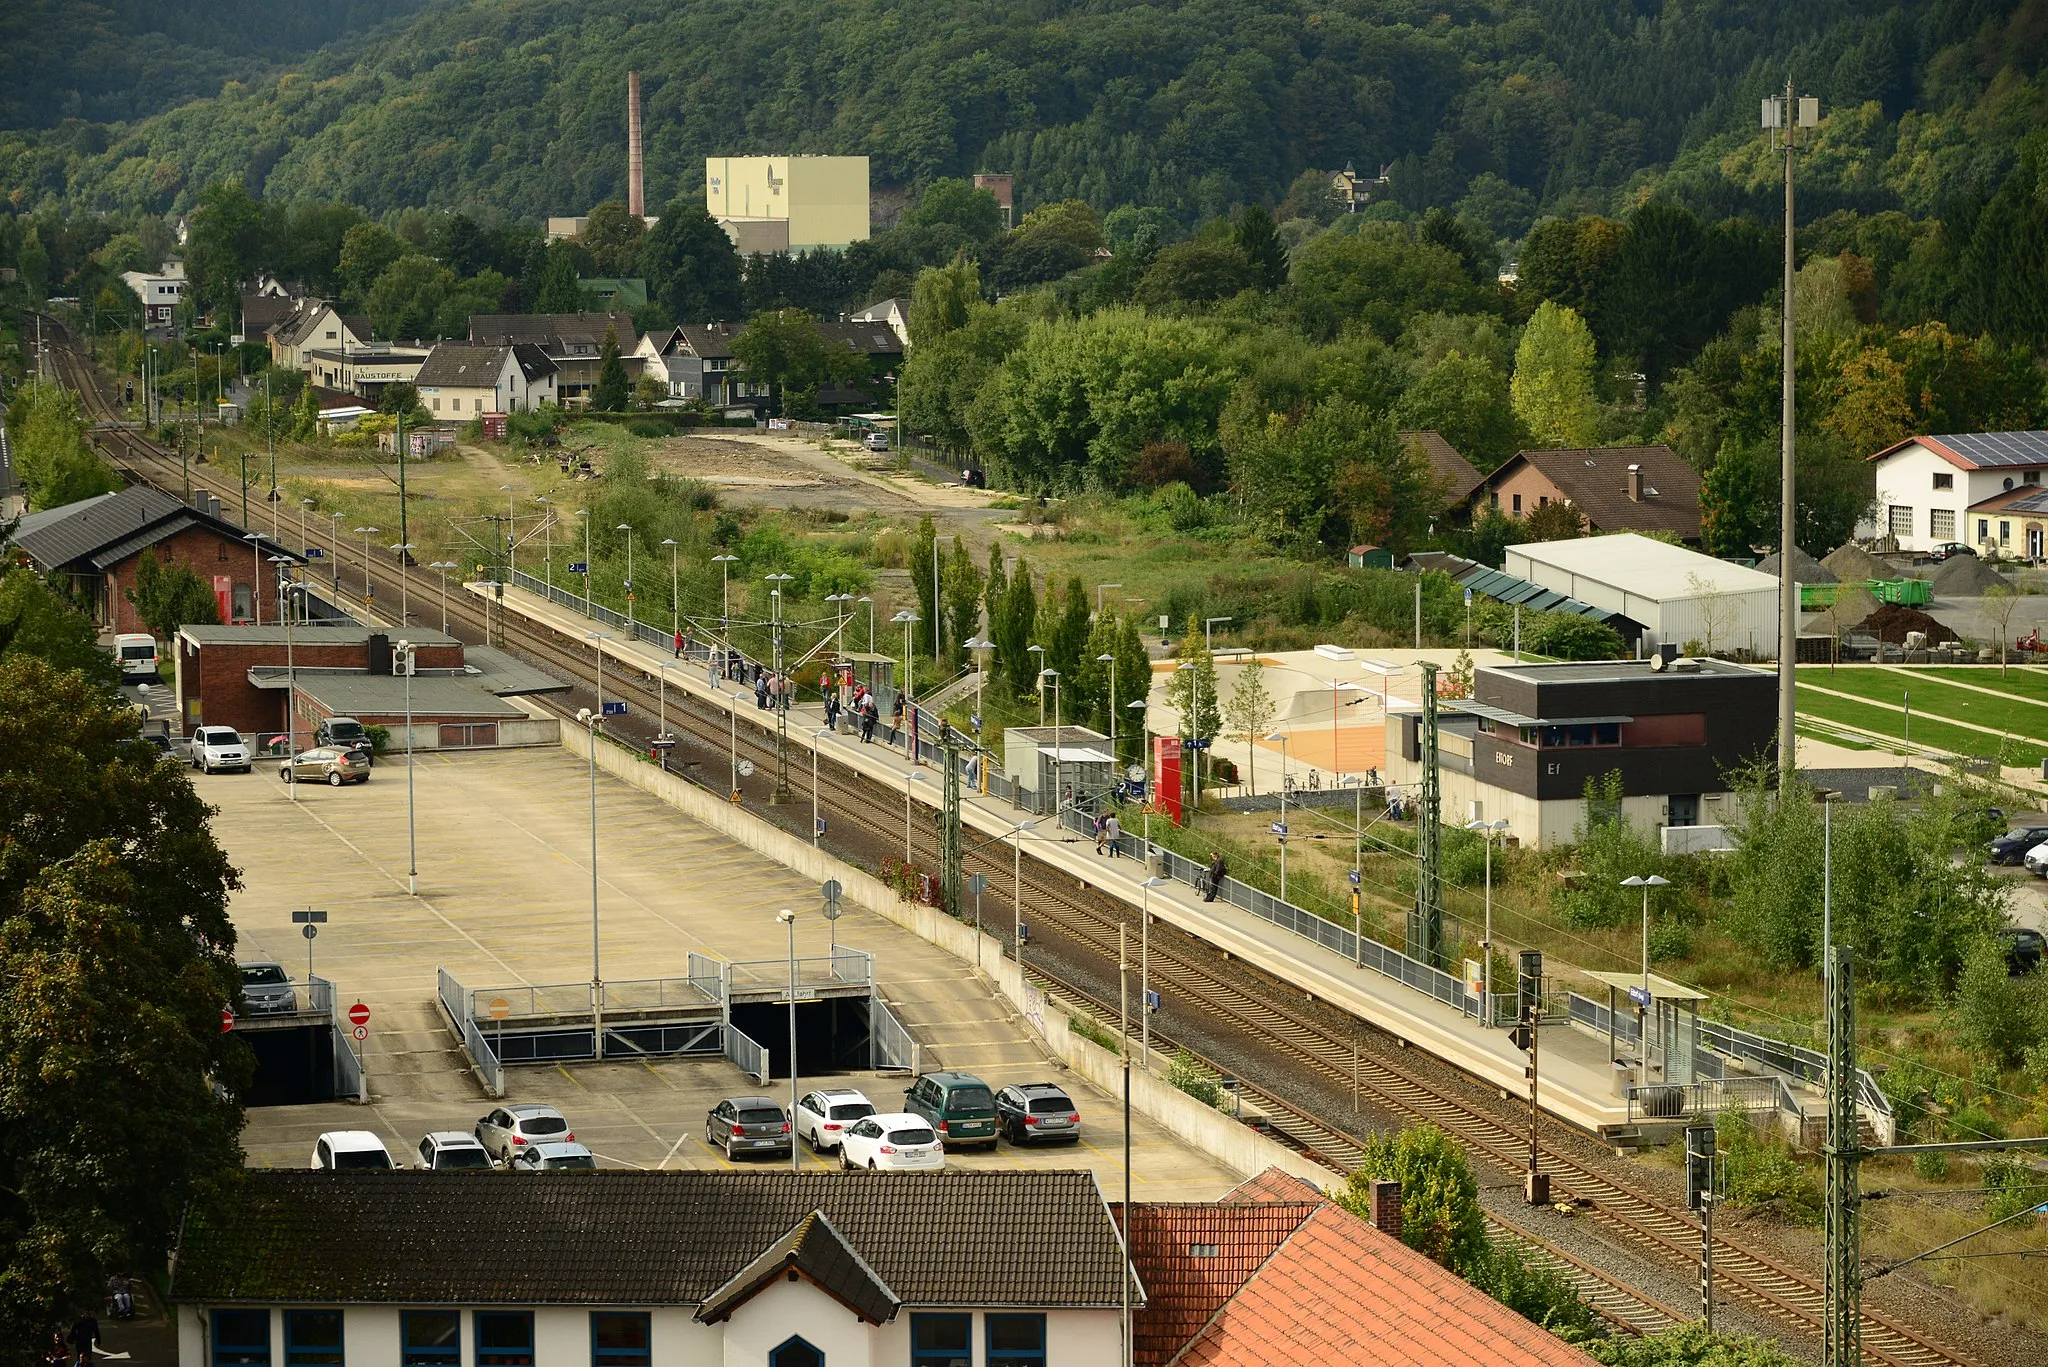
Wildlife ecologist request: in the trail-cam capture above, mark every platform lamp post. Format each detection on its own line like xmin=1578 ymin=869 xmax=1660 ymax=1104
xmin=1026 ymin=644 xmax=1047 ymax=724
xmin=777 ymin=907 xmax=801 ymax=1171
xmin=1009 ymin=820 xmax=1030 ymax=972
xmin=585 ymin=629 xmax=612 ymax=1061
xmin=535 ymin=497 xmax=552 ymax=591
xmin=662 ymin=537 xmax=679 ymax=650
xmin=270 ymin=557 xmax=300 ymax=802
xmin=1128 ymin=699 xmax=1150 ymax=839
xmin=1140 ymin=875 xmax=1166 ymax=1070
xmin=618 ymin=523 xmax=636 ymax=632
xmin=726 ymin=684 xmax=743 ymax=802
xmin=1042 ymin=669 xmax=1063 ymax=817
xmin=299 ymin=497 xmax=315 ymax=566
xmin=713 ymin=553 xmax=739 ymax=648
xmin=859 ymin=595 xmax=875 ymax=652
xmin=1097 ymin=651 xmax=1119 ymax=756
xmin=1266 ymin=732 xmax=1290 ymax=899
xmin=1466 ymin=818 xmax=1510 ymax=1024
xmin=500 ymin=485 xmax=517 ymax=579
xmin=892 ymin=609 xmax=920 ymax=759
xmin=812 ymin=728 xmax=832 ymax=845
xmin=355 ymin=526 xmax=379 ymax=607
xmin=576 ymin=509 xmax=592 ymax=616
xmin=429 ymin=561 xmax=456 ymax=633
xmin=389 ymin=543 xmax=414 ymax=625
xmin=328 ymin=513 xmax=345 ymax=595
xmin=967 ymin=636 xmax=993 ymax=745
xmin=1621 ymin=874 xmax=1669 ymax=1070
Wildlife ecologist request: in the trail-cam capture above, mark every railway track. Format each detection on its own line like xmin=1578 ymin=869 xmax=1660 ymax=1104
xmin=45 ymin=322 xmax=1985 ymax=1367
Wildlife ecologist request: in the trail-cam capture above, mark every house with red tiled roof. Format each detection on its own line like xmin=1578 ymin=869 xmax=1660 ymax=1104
xmin=1859 ymin=431 xmax=2048 ymax=557
xmin=1127 ymin=1169 xmax=1598 ymax=1367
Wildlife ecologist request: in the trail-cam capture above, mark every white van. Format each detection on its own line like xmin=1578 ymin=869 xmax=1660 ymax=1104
xmin=113 ymin=633 xmax=159 ymax=681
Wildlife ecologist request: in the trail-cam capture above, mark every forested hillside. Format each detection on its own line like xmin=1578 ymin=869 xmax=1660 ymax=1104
xmin=4 ymin=0 xmax=2047 ymax=227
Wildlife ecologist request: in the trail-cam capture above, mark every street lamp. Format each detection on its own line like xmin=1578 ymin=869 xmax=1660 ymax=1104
xmin=713 ymin=553 xmax=739 ymax=644
xmin=967 ymin=636 xmax=994 ymax=736
xmin=812 ymin=728 xmax=832 ymax=845
xmin=1027 ymin=644 xmax=1046 ymax=723
xmin=858 ymin=595 xmax=875 ymax=652
xmin=586 ymin=629 xmax=613 ymax=1061
xmin=1621 ymin=873 xmax=1670 ymax=1071
xmin=1097 ymin=651 xmax=1119 ymax=756
xmin=777 ymin=907 xmax=800 ymax=1171
xmin=1266 ymin=732 xmax=1290 ymax=899
xmin=535 ymin=497 xmax=552 ymax=591
xmin=617 ymin=523 xmax=636 ymax=632
xmin=1466 ymin=819 xmax=1510 ymax=1024
xmin=575 ymin=509 xmax=592 ymax=615
xmin=270 ymin=557 xmax=300 ymax=801
xmin=298 ymin=497 xmax=315 ymax=564
xmin=429 ymin=561 xmax=456 ymax=633
xmin=1041 ymin=668 xmax=1065 ymax=816
xmin=354 ymin=526 xmax=379 ymax=608
xmin=726 ymin=684 xmax=743 ymax=802
xmin=662 ymin=537 xmax=679 ymax=651
xmin=395 ymin=639 xmax=419 ymax=893
xmin=893 ymin=609 xmax=920 ymax=757
xmin=501 ymin=485 xmax=517 ymax=579
xmin=328 ymin=512 xmax=345 ymax=594
xmin=389 ymin=543 xmax=415 ymax=624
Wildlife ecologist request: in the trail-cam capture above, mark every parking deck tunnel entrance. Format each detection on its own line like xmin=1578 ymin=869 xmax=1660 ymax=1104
xmin=729 ymin=997 xmax=874 ymax=1078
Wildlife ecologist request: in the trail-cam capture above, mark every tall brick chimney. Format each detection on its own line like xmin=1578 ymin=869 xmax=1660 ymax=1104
xmin=627 ymin=71 xmax=645 ymax=219
xmin=1626 ymin=463 xmax=1644 ymax=502
xmin=1369 ymin=1179 xmax=1403 ymax=1238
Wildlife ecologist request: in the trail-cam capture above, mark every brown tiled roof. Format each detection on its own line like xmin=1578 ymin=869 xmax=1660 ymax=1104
xmin=1122 ymin=1204 xmax=1317 ymax=1366
xmin=1399 ymin=431 xmax=1485 ymax=505
xmin=170 ymin=1170 xmax=1125 ymax=1309
xmin=1477 ymin=446 xmax=1700 ymax=541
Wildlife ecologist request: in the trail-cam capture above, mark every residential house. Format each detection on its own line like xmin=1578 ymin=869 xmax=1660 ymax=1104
xmin=1127 ymin=1168 xmax=1599 ymax=1366
xmin=413 ymin=343 xmax=558 ymax=421
xmin=1462 ymin=445 xmax=1702 ymax=543
xmin=1859 ymin=431 xmax=2048 ymax=557
xmin=303 ymin=344 xmax=434 ymax=404
xmin=640 ymin=323 xmax=740 ymax=404
xmin=121 ymin=259 xmax=188 ymax=331
xmin=816 ymin=321 xmax=904 ymax=408
xmin=1330 ymin=164 xmax=1391 ymax=213
xmin=851 ymin=297 xmax=912 ymax=349
xmin=1399 ymin=430 xmax=1485 ymax=508
xmin=4 ymin=485 xmax=299 ymax=632
xmin=468 ymin=313 xmax=641 ymax=406
xmin=170 ymin=1170 xmax=1128 ymax=1367
xmin=973 ymin=173 xmax=1015 ymax=229
xmin=268 ymin=301 xmax=373 ymax=373
xmin=238 ymin=282 xmax=304 ymax=344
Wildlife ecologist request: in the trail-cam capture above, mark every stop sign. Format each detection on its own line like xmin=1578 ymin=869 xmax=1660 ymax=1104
xmin=221 ymin=1007 xmax=234 ymax=1033
xmin=347 ymin=1002 xmax=371 ymax=1028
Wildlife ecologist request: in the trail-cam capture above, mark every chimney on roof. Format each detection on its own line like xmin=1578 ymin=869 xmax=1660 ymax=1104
xmin=627 ymin=71 xmax=645 ymax=220
xmin=1626 ymin=463 xmax=1644 ymax=502
xmin=1368 ymin=1180 xmax=1402 ymax=1238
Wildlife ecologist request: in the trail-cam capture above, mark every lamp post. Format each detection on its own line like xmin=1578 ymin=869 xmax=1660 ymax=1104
xmin=586 ymin=630 xmax=612 ymax=1061
xmin=1204 ymin=616 xmax=1233 ymax=651
xmin=618 ymin=523 xmax=636 ymax=632
xmin=1042 ymin=669 xmax=1063 ymax=816
xmin=893 ymin=609 xmax=920 ymax=758
xmin=395 ymin=639 xmax=418 ymax=894
xmin=1010 ymin=821 xmax=1030 ymax=973
xmin=859 ymin=595 xmax=875 ymax=652
xmin=1621 ymin=873 xmax=1670 ymax=1070
xmin=662 ymin=537 xmax=679 ymax=649
xmin=355 ymin=526 xmax=378 ymax=607
xmin=270 ymin=558 xmax=299 ymax=802
xmin=243 ymin=533 xmax=264 ymax=625
xmin=430 ymin=561 xmax=456 ymax=633
xmin=501 ymin=485 xmax=517 ymax=580
xmin=329 ymin=513 xmax=344 ymax=595
xmin=536 ymin=497 xmax=552 ymax=591
xmin=389 ymin=543 xmax=414 ymax=624
xmin=299 ymin=497 xmax=314 ymax=564
xmin=812 ymin=729 xmax=831 ymax=845
xmin=1140 ymin=876 xmax=1166 ymax=1070
xmin=727 ymin=685 xmax=743 ymax=802
xmin=777 ymin=907 xmax=799 ymax=1172
xmin=1266 ymin=732 xmax=1290 ymax=899
xmin=713 ymin=553 xmax=739 ymax=647
xmin=1097 ymin=650 xmax=1118 ymax=757
xmin=576 ymin=509 xmax=592 ymax=615
xmin=967 ymin=636 xmax=993 ymax=747
xmin=1466 ymin=819 xmax=1510 ymax=1024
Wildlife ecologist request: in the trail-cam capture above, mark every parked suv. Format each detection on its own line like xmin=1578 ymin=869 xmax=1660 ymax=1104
xmin=474 ymin=1104 xmax=573 ymax=1162
xmin=795 ymin=1088 xmax=876 ymax=1152
xmin=705 ymin=1096 xmax=791 ymax=1159
xmin=185 ymin=726 xmax=250 ymax=774
xmin=995 ymin=1082 xmax=1082 ymax=1145
xmin=316 ymin=717 xmax=375 ymax=766
xmin=1987 ymin=824 xmax=2048 ymax=866
xmin=903 ymin=1071 xmax=999 ymax=1149
xmin=311 ymin=1131 xmax=394 ymax=1170
xmin=415 ymin=1132 xmax=493 ymax=1171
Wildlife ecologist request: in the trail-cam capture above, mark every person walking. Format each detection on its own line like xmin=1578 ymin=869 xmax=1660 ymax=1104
xmin=68 ymin=1310 xmax=99 ymax=1367
xmin=1093 ymin=811 xmax=1108 ymax=854
xmin=819 ymin=667 xmax=833 ymax=705
xmin=889 ymin=692 xmax=904 ymax=745
xmin=672 ymin=629 xmax=683 ymax=659
xmin=859 ymin=695 xmax=878 ymax=743
xmin=1204 ymin=851 xmax=1226 ymax=902
xmin=1103 ymin=811 xmax=1123 ymax=857
xmin=754 ymin=672 xmax=768 ymax=709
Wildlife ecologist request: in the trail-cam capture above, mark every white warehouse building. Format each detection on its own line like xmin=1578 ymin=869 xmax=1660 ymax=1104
xmin=1506 ymin=534 xmax=1784 ymax=658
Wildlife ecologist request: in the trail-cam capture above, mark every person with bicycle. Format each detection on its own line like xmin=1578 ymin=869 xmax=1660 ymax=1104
xmin=1204 ymin=851 xmax=1226 ymax=901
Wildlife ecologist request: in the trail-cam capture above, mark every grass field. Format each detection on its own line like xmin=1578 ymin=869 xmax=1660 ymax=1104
xmin=1794 ymin=689 xmax=2039 ymax=760
xmin=1797 ymin=668 xmax=2048 ymax=743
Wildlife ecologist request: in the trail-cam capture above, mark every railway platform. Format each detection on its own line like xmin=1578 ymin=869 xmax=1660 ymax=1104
xmin=476 ymin=580 xmax=1771 ymax=1141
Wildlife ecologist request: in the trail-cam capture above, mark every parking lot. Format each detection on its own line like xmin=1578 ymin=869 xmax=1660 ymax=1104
xmin=209 ymin=746 xmax=1239 ymax=1196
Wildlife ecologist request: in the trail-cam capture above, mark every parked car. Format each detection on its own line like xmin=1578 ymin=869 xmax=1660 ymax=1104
xmin=794 ymin=1088 xmax=877 ymax=1151
xmin=185 ymin=726 xmax=250 ymax=774
xmin=509 ymin=1141 xmax=598 ymax=1172
xmin=280 ymin=746 xmax=372 ymax=786
xmin=238 ymin=961 xmax=297 ymax=1016
xmin=316 ymin=716 xmax=375 ymax=766
xmin=474 ymin=1104 xmax=573 ymax=1162
xmin=1930 ymin=541 xmax=1977 ymax=562
xmin=903 ymin=1071 xmax=999 ymax=1149
xmin=838 ymin=1113 xmax=944 ymax=1172
xmin=2024 ymin=842 xmax=2048 ymax=877
xmin=311 ymin=1131 xmax=394 ymax=1170
xmin=862 ymin=430 xmax=892 ymax=452
xmin=995 ymin=1082 xmax=1082 ymax=1145
xmin=705 ymin=1096 xmax=792 ymax=1159
xmin=2002 ymin=926 xmax=2046 ymax=975
xmin=1987 ymin=825 xmax=2048 ymax=865
xmin=113 ymin=632 xmax=159 ymax=682
xmin=415 ymin=1132 xmax=494 ymax=1171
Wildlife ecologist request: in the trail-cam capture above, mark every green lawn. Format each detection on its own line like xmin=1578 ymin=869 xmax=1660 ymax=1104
xmin=1797 ymin=668 xmax=2048 ymax=742
xmin=1795 ymin=689 xmax=2042 ymax=761
xmin=1892 ymin=664 xmax=2048 ymax=703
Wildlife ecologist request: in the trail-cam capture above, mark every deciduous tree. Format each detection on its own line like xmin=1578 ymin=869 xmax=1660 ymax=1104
xmin=124 ymin=551 xmax=222 ymax=642
xmin=641 ymin=200 xmax=743 ymax=323
xmin=1510 ymin=301 xmax=1599 ymax=447
xmin=1222 ymin=654 xmax=1275 ymax=794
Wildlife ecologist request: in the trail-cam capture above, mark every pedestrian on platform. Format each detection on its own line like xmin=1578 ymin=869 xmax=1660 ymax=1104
xmin=754 ymin=673 xmax=768 ymax=709
xmin=860 ymin=696 xmax=878 ymax=743
xmin=1205 ymin=851 xmax=1226 ymax=901
xmin=673 ymin=629 xmax=683 ymax=659
xmin=1103 ymin=812 xmax=1122 ymax=856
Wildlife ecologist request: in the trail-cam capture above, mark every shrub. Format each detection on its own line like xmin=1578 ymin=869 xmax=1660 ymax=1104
xmin=1339 ymin=1124 xmax=1489 ymax=1274
xmin=1167 ymin=1049 xmax=1224 ymax=1107
xmin=363 ymin=724 xmax=391 ymax=756
xmin=1983 ymin=1155 xmax=2039 ymax=1225
xmin=1558 ymin=773 xmax=1677 ymax=929
xmin=1068 ymin=1013 xmax=1119 ymax=1051
xmin=1715 ymin=1112 xmax=1820 ymax=1223
xmin=1949 ymin=935 xmax=2048 ymax=1069
xmin=1912 ymin=1149 xmax=1950 ymax=1180
xmin=1476 ymin=1242 xmax=1597 ymax=1340
xmin=1648 ymin=920 xmax=1694 ymax=963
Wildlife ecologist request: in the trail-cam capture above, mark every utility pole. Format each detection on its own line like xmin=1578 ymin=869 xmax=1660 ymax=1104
xmin=1824 ymin=941 xmax=1861 ymax=1367
xmin=1409 ymin=660 xmax=1443 ymax=969
xmin=938 ymin=723 xmax=964 ymax=920
xmin=1767 ymin=82 xmax=1818 ymax=779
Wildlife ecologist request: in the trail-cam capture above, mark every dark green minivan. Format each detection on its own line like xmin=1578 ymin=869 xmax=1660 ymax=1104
xmin=904 ymin=1071 xmax=999 ymax=1149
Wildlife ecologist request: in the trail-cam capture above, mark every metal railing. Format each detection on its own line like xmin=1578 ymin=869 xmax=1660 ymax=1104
xmin=870 ymin=996 xmax=917 ymax=1071
xmin=600 ymin=976 xmax=722 ymax=1011
xmin=437 ymin=968 xmax=504 ymax=1097
xmin=688 ymin=951 xmax=724 ymax=1001
xmin=468 ymin=981 xmax=597 ymax=1021
xmin=723 ymin=951 xmax=874 ymax=999
xmin=1625 ymin=1075 xmax=1780 ymax=1123
xmin=1700 ymin=1016 xmax=1894 ymax=1141
xmin=725 ymin=1022 xmax=769 ymax=1084
xmin=333 ymin=1030 xmax=366 ymax=1103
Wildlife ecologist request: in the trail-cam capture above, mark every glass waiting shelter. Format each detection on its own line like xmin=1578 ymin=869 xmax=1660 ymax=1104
xmin=1583 ymin=970 xmax=1710 ymax=1088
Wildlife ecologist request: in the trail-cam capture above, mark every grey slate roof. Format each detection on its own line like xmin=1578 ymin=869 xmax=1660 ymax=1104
xmin=672 ymin=323 xmax=739 ymax=360
xmin=8 ymin=485 xmax=297 ymax=572
xmin=414 ymin=344 xmax=510 ymax=388
xmin=468 ymin=313 xmax=641 ymax=355
xmin=696 ymin=1211 xmax=900 ymax=1325
xmin=178 ymin=625 xmax=460 ymax=648
xmin=280 ymin=675 xmax=525 ymax=718
xmin=510 ymin=342 xmax=558 ymax=383
xmin=170 ymin=1170 xmax=1128 ymax=1308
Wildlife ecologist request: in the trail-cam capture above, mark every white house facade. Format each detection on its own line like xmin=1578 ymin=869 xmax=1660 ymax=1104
xmin=122 ymin=259 xmax=188 ymax=330
xmin=1859 ymin=432 xmax=2048 ymax=557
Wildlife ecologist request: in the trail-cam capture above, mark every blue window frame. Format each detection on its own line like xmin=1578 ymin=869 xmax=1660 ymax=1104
xmin=589 ymin=1313 xmax=650 ymax=1367
xmin=768 ymin=1337 xmax=823 ymax=1367
xmin=284 ymin=1312 xmax=343 ymax=1367
xmin=400 ymin=1312 xmax=460 ymax=1367
xmin=986 ymin=1314 xmax=1047 ymax=1366
xmin=475 ymin=1312 xmax=534 ymax=1367
xmin=909 ymin=1313 xmax=971 ymax=1367
xmin=211 ymin=1310 xmax=271 ymax=1367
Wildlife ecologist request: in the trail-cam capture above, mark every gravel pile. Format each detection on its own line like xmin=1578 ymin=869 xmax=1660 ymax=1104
xmin=1757 ymin=545 xmax=1836 ymax=583
xmin=1824 ymin=543 xmax=1902 ymax=582
xmin=1931 ymin=555 xmax=2013 ymax=596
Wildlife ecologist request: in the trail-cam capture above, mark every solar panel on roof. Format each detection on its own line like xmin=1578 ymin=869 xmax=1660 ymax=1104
xmin=1939 ymin=432 xmax=2048 ymax=467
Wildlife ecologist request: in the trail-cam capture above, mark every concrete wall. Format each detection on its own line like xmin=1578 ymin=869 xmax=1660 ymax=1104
xmin=562 ymin=726 xmax=1337 ymax=1194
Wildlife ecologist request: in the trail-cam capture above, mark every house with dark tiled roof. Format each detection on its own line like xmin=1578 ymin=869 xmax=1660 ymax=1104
xmin=468 ymin=313 xmax=642 ymax=406
xmin=1460 ymin=446 xmax=1701 ymax=544
xmin=1399 ymin=430 xmax=1485 ymax=507
xmin=1859 ymin=431 xmax=2048 ymax=557
xmin=268 ymin=301 xmax=373 ymax=373
xmin=169 ymin=1170 xmax=1129 ymax=1367
xmin=413 ymin=343 xmax=558 ymax=420
xmin=5 ymin=484 xmax=298 ymax=633
xmin=1125 ymin=1169 xmax=1598 ymax=1367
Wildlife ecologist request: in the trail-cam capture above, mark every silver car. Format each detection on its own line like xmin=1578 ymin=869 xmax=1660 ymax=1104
xmin=474 ymin=1104 xmax=573 ymax=1163
xmin=415 ymin=1132 xmax=494 ymax=1171
xmin=238 ymin=961 xmax=297 ymax=1016
xmin=509 ymin=1141 xmax=597 ymax=1172
xmin=281 ymin=746 xmax=372 ymax=786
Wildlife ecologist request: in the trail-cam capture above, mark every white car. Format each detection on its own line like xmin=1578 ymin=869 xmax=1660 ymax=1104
xmin=311 ymin=1131 xmax=395 ymax=1170
xmin=415 ymin=1132 xmax=493 ymax=1171
xmin=2024 ymin=841 xmax=2048 ymax=877
xmin=187 ymin=726 xmax=251 ymax=774
xmin=838 ymin=1112 xmax=944 ymax=1172
xmin=795 ymin=1088 xmax=877 ymax=1152
xmin=474 ymin=1103 xmax=573 ymax=1162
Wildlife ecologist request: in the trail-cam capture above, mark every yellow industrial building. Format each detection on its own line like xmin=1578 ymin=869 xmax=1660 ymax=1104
xmin=705 ymin=155 xmax=871 ymax=253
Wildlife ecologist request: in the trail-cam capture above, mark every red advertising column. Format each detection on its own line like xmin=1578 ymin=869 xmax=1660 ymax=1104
xmin=1153 ymin=735 xmax=1184 ymax=825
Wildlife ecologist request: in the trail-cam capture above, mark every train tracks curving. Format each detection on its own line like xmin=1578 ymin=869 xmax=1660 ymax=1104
xmin=43 ymin=321 xmax=1988 ymax=1367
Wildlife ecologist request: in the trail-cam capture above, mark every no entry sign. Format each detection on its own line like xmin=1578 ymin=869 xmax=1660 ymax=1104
xmin=347 ymin=1002 xmax=371 ymax=1029
xmin=221 ymin=1007 xmax=234 ymax=1033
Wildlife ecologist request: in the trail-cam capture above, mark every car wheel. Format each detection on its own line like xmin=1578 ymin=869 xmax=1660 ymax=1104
xmin=840 ymin=1150 xmax=852 ymax=1170
xmin=868 ymin=1159 xmax=878 ymax=1171
xmin=327 ymin=771 xmax=343 ymax=787
xmin=280 ymin=767 xmax=292 ymax=782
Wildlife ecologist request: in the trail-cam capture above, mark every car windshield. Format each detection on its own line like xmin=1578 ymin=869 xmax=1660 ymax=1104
xmin=888 ymin=1126 xmax=937 ymax=1146
xmin=241 ymin=965 xmax=288 ymax=986
xmin=737 ymin=1108 xmax=785 ymax=1125
xmin=1028 ymin=1096 xmax=1074 ymax=1114
xmin=204 ymin=730 xmax=242 ymax=744
xmin=518 ymin=1115 xmax=568 ymax=1136
xmin=332 ymin=1148 xmax=392 ymax=1170
xmin=829 ymin=1103 xmax=876 ymax=1120
xmin=327 ymin=722 xmax=365 ymax=739
xmin=2006 ymin=828 xmax=2042 ymax=841
xmin=545 ymin=1154 xmax=597 ymax=1170
xmin=437 ymin=1148 xmax=492 ymax=1170
xmin=948 ymin=1086 xmax=995 ymax=1113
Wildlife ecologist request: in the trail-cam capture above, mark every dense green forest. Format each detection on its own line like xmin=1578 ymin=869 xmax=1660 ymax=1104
xmin=4 ymin=0 xmax=2048 ymax=227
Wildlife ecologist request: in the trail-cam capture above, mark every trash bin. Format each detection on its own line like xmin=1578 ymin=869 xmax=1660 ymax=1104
xmin=1147 ymin=850 xmax=1168 ymax=878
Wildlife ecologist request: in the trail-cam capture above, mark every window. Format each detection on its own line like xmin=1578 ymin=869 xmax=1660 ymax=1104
xmin=986 ymin=1315 xmax=1047 ymax=1367
xmin=1980 ymin=518 xmax=1991 ymax=540
xmin=1511 ymin=493 xmax=1522 ymax=514
xmin=433 ymin=397 xmax=442 ymax=411
xmin=232 ymin=583 xmax=254 ymax=623
xmin=911 ymin=1313 xmax=971 ymax=1367
xmin=1930 ymin=509 xmax=1956 ymax=539
xmin=475 ymin=1312 xmax=534 ymax=1367
xmin=590 ymin=1314 xmax=649 ymax=1367
xmin=1888 ymin=505 xmax=1913 ymax=537
xmin=284 ymin=1312 xmax=342 ymax=1367
xmin=1537 ymin=495 xmax=1549 ymax=508
xmin=212 ymin=1311 xmax=270 ymax=1367
xmin=2001 ymin=520 xmax=2012 ymax=543
xmin=1933 ymin=472 xmax=1953 ymax=490
xmin=768 ymin=1338 xmax=822 ymax=1367
xmin=2030 ymin=471 xmax=2043 ymax=486
xmin=400 ymin=1312 xmax=460 ymax=1367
